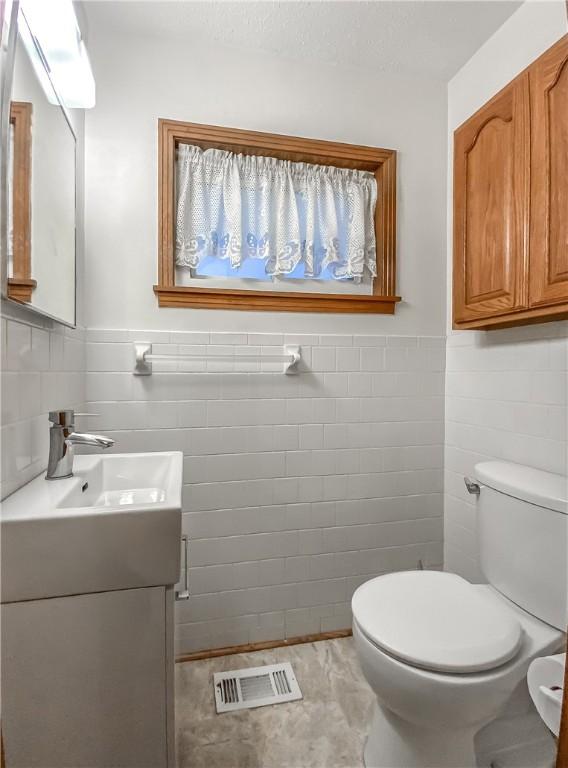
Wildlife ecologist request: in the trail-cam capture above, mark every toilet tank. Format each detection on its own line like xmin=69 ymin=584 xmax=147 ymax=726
xmin=474 ymin=461 xmax=568 ymax=630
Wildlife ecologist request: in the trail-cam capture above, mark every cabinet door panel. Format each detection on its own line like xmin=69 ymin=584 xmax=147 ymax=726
xmin=529 ymin=35 xmax=568 ymax=307
xmin=453 ymin=73 xmax=530 ymax=324
xmin=1 ymin=588 xmax=168 ymax=768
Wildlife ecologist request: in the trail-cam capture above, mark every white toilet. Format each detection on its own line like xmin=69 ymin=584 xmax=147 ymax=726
xmin=352 ymin=461 xmax=567 ymax=768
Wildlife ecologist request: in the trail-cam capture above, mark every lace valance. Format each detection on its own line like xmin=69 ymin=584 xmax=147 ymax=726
xmin=175 ymin=144 xmax=378 ymax=282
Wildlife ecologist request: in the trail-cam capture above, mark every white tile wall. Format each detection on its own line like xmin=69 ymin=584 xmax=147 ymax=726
xmin=0 ymin=305 xmax=86 ymax=500
xmin=444 ymin=321 xmax=568 ymax=582
xmin=84 ymin=330 xmax=445 ymax=654
xmin=4 ymin=311 xmax=565 ymax=656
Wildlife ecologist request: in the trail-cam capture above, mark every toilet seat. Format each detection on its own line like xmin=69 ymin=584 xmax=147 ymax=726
xmin=352 ymin=571 xmax=523 ymax=674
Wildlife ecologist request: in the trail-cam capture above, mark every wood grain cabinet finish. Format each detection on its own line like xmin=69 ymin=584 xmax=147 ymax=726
xmin=453 ymin=73 xmax=530 ymax=325
xmin=529 ymin=35 xmax=568 ymax=309
xmin=453 ymin=35 xmax=568 ymax=330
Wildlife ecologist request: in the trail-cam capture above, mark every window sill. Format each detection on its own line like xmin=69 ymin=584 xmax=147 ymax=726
xmin=154 ymin=285 xmax=401 ymax=313
xmin=7 ymin=277 xmax=36 ymax=303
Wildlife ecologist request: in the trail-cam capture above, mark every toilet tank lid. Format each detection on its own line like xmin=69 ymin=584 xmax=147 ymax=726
xmin=475 ymin=461 xmax=568 ymax=515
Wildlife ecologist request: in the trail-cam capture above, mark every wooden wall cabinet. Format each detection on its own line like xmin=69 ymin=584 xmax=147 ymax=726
xmin=453 ymin=35 xmax=568 ymax=330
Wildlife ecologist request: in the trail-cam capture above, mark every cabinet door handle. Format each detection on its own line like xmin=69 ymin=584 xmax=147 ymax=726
xmin=175 ymin=534 xmax=190 ymax=600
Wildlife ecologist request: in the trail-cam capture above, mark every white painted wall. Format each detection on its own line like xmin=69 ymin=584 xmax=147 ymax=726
xmin=444 ymin=0 xmax=568 ymax=580
xmin=83 ymin=28 xmax=447 ymax=335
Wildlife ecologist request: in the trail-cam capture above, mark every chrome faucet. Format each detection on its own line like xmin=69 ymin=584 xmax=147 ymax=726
xmin=46 ymin=409 xmax=115 ymax=480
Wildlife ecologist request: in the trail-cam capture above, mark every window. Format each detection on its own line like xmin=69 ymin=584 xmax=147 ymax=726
xmin=155 ymin=120 xmax=399 ymax=313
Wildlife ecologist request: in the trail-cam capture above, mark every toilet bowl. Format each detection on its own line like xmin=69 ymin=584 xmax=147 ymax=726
xmin=352 ymin=571 xmax=564 ymax=768
xmin=351 ymin=461 xmax=567 ymax=768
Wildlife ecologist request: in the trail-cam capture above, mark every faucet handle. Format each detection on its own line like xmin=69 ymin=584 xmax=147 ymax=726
xmin=48 ymin=411 xmax=99 ymax=426
xmin=48 ymin=409 xmax=76 ymax=427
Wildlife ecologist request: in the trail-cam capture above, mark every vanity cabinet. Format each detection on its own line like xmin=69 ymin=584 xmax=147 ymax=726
xmin=1 ymin=586 xmax=175 ymax=768
xmin=453 ymin=35 xmax=568 ymax=330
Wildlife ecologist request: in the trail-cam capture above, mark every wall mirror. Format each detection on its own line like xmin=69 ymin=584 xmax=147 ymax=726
xmin=2 ymin=5 xmax=76 ymax=326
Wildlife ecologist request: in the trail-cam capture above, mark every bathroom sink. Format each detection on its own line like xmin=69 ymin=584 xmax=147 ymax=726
xmin=55 ymin=452 xmax=175 ymax=509
xmin=1 ymin=452 xmax=183 ymax=603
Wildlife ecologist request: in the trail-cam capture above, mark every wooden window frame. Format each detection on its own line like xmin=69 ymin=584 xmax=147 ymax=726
xmin=155 ymin=119 xmax=400 ymax=313
xmin=7 ymin=101 xmax=36 ymax=303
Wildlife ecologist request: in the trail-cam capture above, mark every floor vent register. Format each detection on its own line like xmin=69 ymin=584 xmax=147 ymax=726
xmin=213 ymin=662 xmax=302 ymax=713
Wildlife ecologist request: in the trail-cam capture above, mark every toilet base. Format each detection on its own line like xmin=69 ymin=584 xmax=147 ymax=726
xmin=364 ymin=703 xmax=477 ymax=768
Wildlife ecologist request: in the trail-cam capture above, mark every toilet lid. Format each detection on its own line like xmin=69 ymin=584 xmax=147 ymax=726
xmin=352 ymin=571 xmax=523 ymax=673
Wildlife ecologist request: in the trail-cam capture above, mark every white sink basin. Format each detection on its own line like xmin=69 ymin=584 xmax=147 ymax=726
xmin=1 ymin=452 xmax=183 ymax=603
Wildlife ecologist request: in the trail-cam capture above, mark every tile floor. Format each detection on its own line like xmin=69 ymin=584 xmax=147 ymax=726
xmin=175 ymin=637 xmax=556 ymax=768
xmin=175 ymin=637 xmax=374 ymax=768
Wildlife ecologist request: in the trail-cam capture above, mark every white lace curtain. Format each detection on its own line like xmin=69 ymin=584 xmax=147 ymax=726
xmin=175 ymin=144 xmax=378 ymax=282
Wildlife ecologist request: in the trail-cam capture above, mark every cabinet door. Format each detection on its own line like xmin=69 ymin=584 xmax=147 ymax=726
xmin=2 ymin=588 xmax=168 ymax=768
xmin=453 ymin=73 xmax=530 ymax=325
xmin=529 ymin=35 xmax=568 ymax=308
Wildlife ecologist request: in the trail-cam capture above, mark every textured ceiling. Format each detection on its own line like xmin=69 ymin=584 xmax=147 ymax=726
xmin=85 ymin=0 xmax=522 ymax=82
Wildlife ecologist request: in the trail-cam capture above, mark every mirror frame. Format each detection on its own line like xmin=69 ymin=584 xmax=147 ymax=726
xmin=0 ymin=0 xmax=18 ymax=301
xmin=7 ymin=99 xmax=34 ymax=301
xmin=0 ymin=0 xmax=77 ymax=327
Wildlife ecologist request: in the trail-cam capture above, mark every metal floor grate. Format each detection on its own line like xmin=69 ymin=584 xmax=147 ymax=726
xmin=213 ymin=662 xmax=302 ymax=713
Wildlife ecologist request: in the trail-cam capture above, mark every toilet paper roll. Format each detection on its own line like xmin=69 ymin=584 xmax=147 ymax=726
xmin=527 ymin=653 xmax=565 ymax=738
